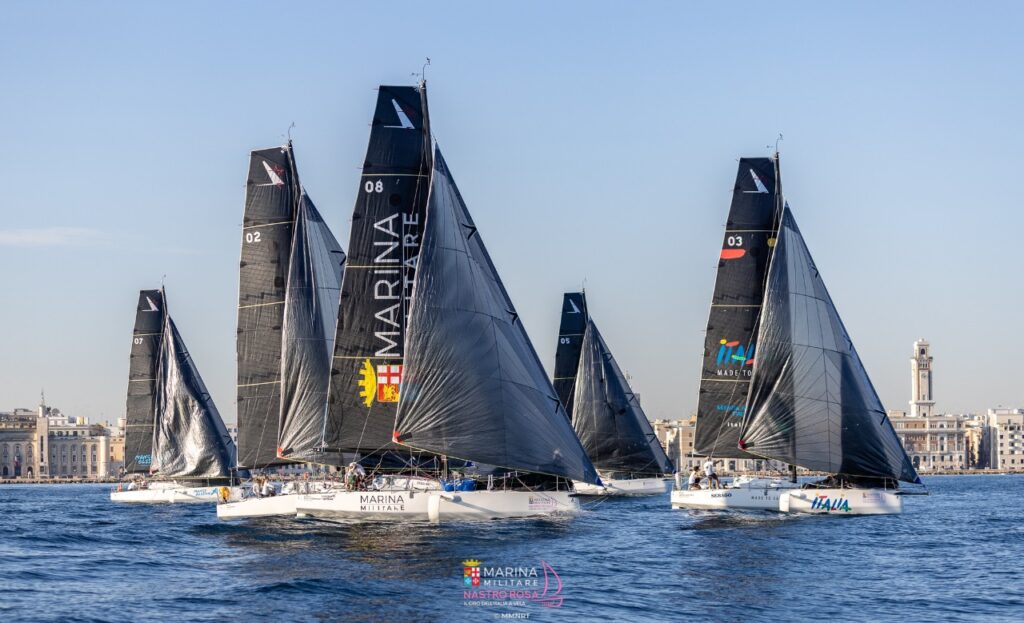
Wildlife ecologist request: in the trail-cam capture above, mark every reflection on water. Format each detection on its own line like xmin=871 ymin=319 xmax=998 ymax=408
xmin=2 ymin=477 xmax=1022 ymax=622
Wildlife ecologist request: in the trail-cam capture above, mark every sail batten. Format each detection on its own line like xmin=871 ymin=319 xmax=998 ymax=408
xmin=739 ymin=208 xmax=919 ymax=483
xmin=694 ymin=158 xmax=781 ymax=459
xmin=394 ymin=149 xmax=600 ymax=485
xmin=572 ymin=319 xmax=674 ymax=476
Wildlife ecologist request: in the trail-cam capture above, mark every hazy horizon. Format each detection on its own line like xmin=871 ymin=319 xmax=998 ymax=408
xmin=2 ymin=2 xmax=1022 ymax=426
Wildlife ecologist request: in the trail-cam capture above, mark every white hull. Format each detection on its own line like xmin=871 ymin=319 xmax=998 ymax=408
xmin=295 ymin=489 xmax=580 ymax=522
xmin=573 ymin=477 xmax=671 ymax=496
xmin=780 ymin=488 xmax=903 ymax=515
xmin=110 ymin=484 xmax=242 ymax=504
xmin=217 ymin=494 xmax=301 ymax=519
xmin=216 ymin=481 xmax=338 ymax=520
xmin=670 ymin=477 xmax=799 ymax=511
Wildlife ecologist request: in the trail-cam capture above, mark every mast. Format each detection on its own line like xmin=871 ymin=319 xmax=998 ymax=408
xmin=393 ymin=148 xmax=600 ymax=485
xmin=123 ymin=289 xmax=164 ymax=474
xmin=236 ymin=144 xmax=300 ymax=469
xmin=552 ymin=292 xmax=588 ymax=417
xmin=693 ymin=158 xmax=783 ymax=459
xmin=738 ymin=206 xmax=920 ymax=484
xmin=571 ymin=318 xmax=674 ymax=476
xmin=321 ymin=83 xmax=432 ymax=458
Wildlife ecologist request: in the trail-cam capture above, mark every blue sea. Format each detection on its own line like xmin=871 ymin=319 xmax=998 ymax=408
xmin=1 ymin=475 xmax=1021 ymax=622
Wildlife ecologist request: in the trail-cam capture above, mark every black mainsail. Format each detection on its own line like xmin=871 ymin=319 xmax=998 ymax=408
xmin=393 ymin=149 xmax=600 ymax=485
xmin=151 ymin=296 xmax=236 ymax=480
xmin=236 ymin=144 xmax=300 ymax=469
xmin=738 ymin=207 xmax=920 ymax=484
xmin=693 ymin=157 xmax=782 ymax=459
xmin=572 ymin=319 xmax=674 ymax=477
xmin=277 ymin=194 xmax=346 ymax=461
xmin=124 ymin=289 xmax=164 ymax=473
xmin=322 ymin=85 xmax=432 ymax=457
xmin=552 ymin=292 xmax=588 ymax=417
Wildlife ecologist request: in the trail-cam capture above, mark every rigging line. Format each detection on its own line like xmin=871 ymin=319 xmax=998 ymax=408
xmin=242 ymin=220 xmax=294 ymax=230
xmin=238 ymin=301 xmax=284 ymax=310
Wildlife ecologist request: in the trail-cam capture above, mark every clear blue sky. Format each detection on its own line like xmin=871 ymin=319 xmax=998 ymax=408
xmin=2 ymin=1 xmax=1021 ymax=425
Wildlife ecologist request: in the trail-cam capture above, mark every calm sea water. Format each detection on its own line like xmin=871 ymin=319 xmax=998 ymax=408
xmin=1 ymin=475 xmax=1021 ymax=622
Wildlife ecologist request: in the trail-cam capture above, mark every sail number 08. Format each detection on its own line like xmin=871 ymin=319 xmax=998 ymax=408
xmin=365 ymin=180 xmax=384 ymax=193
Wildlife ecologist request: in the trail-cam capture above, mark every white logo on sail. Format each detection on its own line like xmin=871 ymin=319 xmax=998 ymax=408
xmin=743 ymin=169 xmax=769 ymax=194
xmin=144 ymin=297 xmax=159 ymax=312
xmin=568 ymin=299 xmax=581 ymax=314
xmin=383 ymin=99 xmax=415 ymax=130
xmin=259 ymin=161 xmax=285 ymax=187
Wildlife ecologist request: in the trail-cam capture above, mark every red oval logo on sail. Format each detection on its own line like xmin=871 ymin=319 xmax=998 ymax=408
xmin=720 ymin=249 xmax=745 ymax=260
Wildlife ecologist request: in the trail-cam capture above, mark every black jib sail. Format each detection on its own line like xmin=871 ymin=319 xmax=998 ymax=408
xmin=738 ymin=207 xmax=920 ymax=484
xmin=694 ymin=157 xmax=781 ymax=459
xmin=322 ymin=84 xmax=432 ymax=456
xmin=572 ymin=319 xmax=674 ymax=477
xmin=124 ymin=289 xmax=164 ymax=473
xmin=393 ymin=149 xmax=600 ymax=485
xmin=553 ymin=292 xmax=588 ymax=417
xmin=151 ymin=300 xmax=235 ymax=480
xmin=277 ymin=194 xmax=346 ymax=462
xmin=236 ymin=144 xmax=299 ymax=469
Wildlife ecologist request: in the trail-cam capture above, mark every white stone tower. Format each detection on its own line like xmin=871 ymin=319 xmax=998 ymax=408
xmin=910 ymin=339 xmax=934 ymax=417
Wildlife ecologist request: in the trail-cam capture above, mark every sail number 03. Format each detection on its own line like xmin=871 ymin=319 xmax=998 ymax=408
xmin=726 ymin=235 xmax=743 ymax=247
xmin=365 ymin=180 xmax=384 ymax=193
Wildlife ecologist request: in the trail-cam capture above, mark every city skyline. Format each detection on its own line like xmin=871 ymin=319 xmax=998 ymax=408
xmin=3 ymin=3 xmax=1024 ymax=424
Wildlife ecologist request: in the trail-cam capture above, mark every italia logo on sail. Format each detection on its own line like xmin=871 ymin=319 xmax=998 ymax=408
xmin=358 ymin=359 xmax=402 ymax=406
xmin=716 ymin=339 xmax=755 ymax=373
xmin=810 ymin=494 xmax=851 ymax=512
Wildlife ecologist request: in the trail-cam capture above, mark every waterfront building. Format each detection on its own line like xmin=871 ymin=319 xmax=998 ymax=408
xmin=653 ymin=416 xmax=773 ymax=474
xmin=0 ymin=400 xmax=111 ymax=479
xmin=985 ymin=408 xmax=1024 ymax=471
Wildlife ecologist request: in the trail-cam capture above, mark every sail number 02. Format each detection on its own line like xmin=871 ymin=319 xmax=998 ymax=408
xmin=726 ymin=235 xmax=743 ymax=246
xmin=365 ymin=180 xmax=384 ymax=193
xmin=245 ymin=232 xmax=262 ymax=244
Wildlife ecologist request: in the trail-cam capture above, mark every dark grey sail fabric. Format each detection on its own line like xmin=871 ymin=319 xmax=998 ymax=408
xmin=394 ymin=149 xmax=600 ymax=485
xmin=552 ymin=292 xmax=588 ymax=418
xmin=124 ymin=290 xmax=164 ymax=473
xmin=739 ymin=208 xmax=920 ymax=484
xmin=277 ymin=194 xmax=346 ymax=462
xmin=323 ymin=85 xmax=432 ymax=455
xmin=572 ymin=320 xmax=674 ymax=476
xmin=236 ymin=145 xmax=299 ymax=469
xmin=152 ymin=314 xmax=235 ymax=479
xmin=694 ymin=157 xmax=781 ymax=459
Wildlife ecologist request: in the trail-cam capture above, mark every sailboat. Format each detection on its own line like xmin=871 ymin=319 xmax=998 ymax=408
xmin=111 ymin=289 xmax=239 ymax=503
xmin=217 ymin=142 xmax=347 ymax=519
xmin=295 ymin=83 xmax=600 ymax=521
xmin=671 ymin=155 xmax=921 ymax=514
xmin=671 ymin=157 xmax=800 ymax=511
xmin=552 ymin=292 xmax=674 ymax=495
xmin=736 ymin=201 xmax=921 ymax=514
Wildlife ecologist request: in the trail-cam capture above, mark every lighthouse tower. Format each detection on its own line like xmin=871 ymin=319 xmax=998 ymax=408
xmin=909 ymin=339 xmax=934 ymax=418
